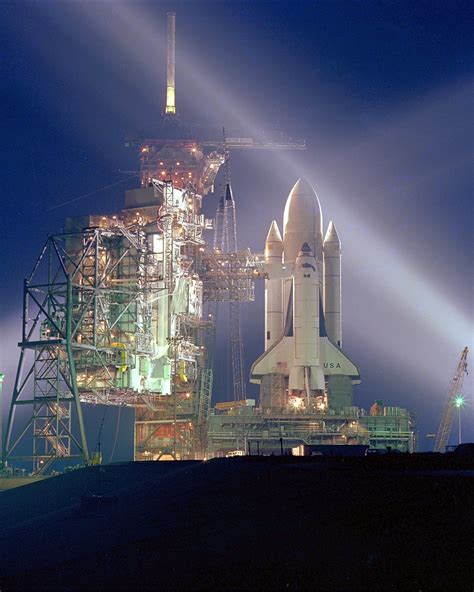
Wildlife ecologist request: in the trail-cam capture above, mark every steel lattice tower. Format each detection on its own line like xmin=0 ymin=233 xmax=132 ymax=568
xmin=221 ymin=131 xmax=246 ymax=401
xmin=433 ymin=346 xmax=469 ymax=452
xmin=224 ymin=186 xmax=246 ymax=401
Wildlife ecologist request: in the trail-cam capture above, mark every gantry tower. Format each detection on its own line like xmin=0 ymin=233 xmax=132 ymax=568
xmin=3 ymin=12 xmax=304 ymax=472
xmin=222 ymin=132 xmax=246 ymax=401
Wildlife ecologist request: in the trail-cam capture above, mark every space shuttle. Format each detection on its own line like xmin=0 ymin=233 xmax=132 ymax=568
xmin=250 ymin=179 xmax=360 ymax=405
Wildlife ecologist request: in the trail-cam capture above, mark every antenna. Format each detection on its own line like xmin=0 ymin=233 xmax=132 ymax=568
xmin=223 ymin=127 xmax=231 ymax=186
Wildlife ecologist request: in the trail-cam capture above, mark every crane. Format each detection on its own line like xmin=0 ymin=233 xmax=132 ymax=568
xmin=433 ymin=346 xmax=469 ymax=452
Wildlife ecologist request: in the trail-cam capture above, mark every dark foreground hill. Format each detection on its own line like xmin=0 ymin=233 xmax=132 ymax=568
xmin=0 ymin=455 xmax=472 ymax=591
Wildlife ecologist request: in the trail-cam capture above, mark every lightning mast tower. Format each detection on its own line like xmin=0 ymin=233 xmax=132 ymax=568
xmin=208 ymin=132 xmax=246 ymax=402
xmin=165 ymin=12 xmax=177 ymax=116
xmin=222 ymin=132 xmax=246 ymax=401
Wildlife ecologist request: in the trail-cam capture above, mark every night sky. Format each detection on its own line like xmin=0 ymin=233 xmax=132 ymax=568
xmin=1 ymin=0 xmax=472 ymax=458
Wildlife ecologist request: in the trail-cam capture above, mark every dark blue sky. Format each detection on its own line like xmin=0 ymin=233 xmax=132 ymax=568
xmin=1 ymin=0 xmax=472 ymax=456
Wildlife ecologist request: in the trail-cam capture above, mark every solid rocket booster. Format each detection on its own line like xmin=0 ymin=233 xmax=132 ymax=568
xmin=289 ymin=243 xmax=325 ymax=397
xmin=323 ymin=221 xmax=342 ymax=347
xmin=264 ymin=221 xmax=283 ymax=350
xmin=166 ymin=12 xmax=176 ymax=115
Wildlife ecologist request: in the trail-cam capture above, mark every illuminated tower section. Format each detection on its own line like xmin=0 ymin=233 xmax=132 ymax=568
xmin=166 ymin=12 xmax=176 ymax=116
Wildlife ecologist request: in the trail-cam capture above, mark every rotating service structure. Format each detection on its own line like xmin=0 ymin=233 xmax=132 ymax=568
xmin=2 ymin=11 xmax=279 ymax=472
xmin=4 ymin=177 xmax=265 ymax=472
xmin=4 ymin=181 xmax=216 ymax=471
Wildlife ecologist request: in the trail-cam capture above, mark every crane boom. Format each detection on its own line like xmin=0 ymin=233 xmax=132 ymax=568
xmin=433 ymin=347 xmax=469 ymax=452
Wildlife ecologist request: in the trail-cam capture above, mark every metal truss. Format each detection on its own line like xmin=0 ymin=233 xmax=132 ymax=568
xmin=202 ymin=249 xmax=266 ymax=302
xmin=4 ymin=222 xmax=163 ymax=473
xmin=433 ymin=346 xmax=469 ymax=452
xmin=129 ymin=179 xmax=213 ymax=461
xmin=204 ymin=136 xmax=268 ymax=401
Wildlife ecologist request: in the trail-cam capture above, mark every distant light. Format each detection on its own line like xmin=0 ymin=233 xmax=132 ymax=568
xmin=166 ymin=87 xmax=176 ymax=115
xmin=289 ymin=396 xmax=304 ymax=410
xmin=455 ymin=395 xmax=465 ymax=408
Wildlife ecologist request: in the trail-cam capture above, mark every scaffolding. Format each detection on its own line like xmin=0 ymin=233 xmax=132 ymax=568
xmin=4 ymin=178 xmax=215 ymax=471
xmin=3 ymin=11 xmax=311 ymax=472
xmin=208 ymin=403 xmax=416 ymax=456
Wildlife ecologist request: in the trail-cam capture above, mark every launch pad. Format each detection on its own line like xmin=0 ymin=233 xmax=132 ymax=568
xmin=2 ymin=12 xmax=416 ymax=474
xmin=208 ymin=400 xmax=416 ymax=456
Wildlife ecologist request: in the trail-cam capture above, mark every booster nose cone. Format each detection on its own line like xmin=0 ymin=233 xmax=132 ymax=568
xmin=265 ymin=220 xmax=283 ymax=261
xmin=324 ymin=220 xmax=341 ymax=246
xmin=283 ymin=178 xmax=323 ymax=265
xmin=266 ymin=220 xmax=283 ymax=244
xmin=323 ymin=221 xmax=341 ymax=251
